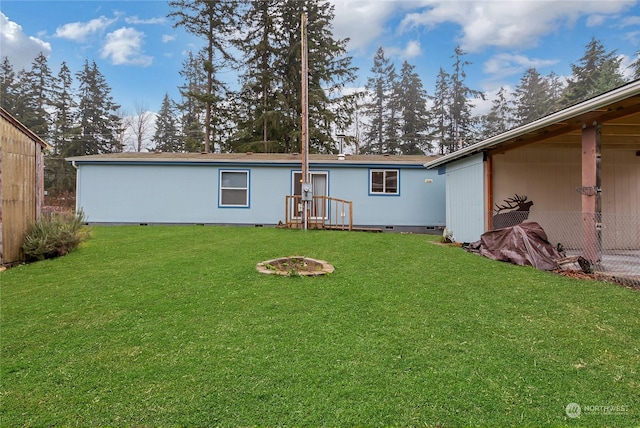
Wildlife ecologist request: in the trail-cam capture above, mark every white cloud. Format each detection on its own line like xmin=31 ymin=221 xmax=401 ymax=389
xmin=385 ymin=39 xmax=422 ymax=60
xmin=54 ymin=16 xmax=117 ymax=41
xmin=618 ymin=53 xmax=635 ymax=80
xmin=586 ymin=14 xmax=608 ymax=27
xmin=125 ymin=16 xmax=166 ymax=25
xmin=484 ymin=53 xmax=559 ymax=79
xmin=100 ymin=27 xmax=152 ymax=66
xmin=331 ymin=0 xmax=407 ymax=51
xmin=0 ymin=13 xmax=51 ymax=70
xmin=400 ymin=0 xmax=636 ymax=52
xmin=402 ymin=39 xmax=422 ymax=58
xmin=162 ymin=34 xmax=177 ymax=43
xmin=619 ymin=15 xmax=640 ymax=27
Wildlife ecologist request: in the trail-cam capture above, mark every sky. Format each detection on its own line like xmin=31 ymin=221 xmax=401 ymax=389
xmin=2 ymin=0 xmax=640 ymax=119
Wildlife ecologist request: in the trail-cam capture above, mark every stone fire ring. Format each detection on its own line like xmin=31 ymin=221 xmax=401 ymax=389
xmin=256 ymin=256 xmax=334 ymax=276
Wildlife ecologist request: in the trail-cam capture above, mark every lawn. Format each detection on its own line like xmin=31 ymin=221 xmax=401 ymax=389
xmin=1 ymin=226 xmax=638 ymax=426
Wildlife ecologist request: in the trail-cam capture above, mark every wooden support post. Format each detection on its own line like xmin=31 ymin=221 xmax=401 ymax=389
xmin=581 ymin=123 xmax=602 ymax=265
xmin=300 ymin=13 xmax=309 ymax=230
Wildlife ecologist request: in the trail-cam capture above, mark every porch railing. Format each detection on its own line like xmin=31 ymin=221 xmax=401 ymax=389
xmin=285 ymin=195 xmax=353 ymax=231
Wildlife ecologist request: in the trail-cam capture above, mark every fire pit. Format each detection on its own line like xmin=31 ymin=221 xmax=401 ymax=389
xmin=256 ymin=256 xmax=334 ymax=276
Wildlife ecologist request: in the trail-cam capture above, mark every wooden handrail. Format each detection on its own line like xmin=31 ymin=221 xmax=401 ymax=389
xmin=285 ymin=195 xmax=353 ymax=231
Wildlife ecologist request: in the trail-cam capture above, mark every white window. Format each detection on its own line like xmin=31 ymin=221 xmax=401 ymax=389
xmin=370 ymin=169 xmax=398 ymax=194
xmin=219 ymin=170 xmax=249 ymax=207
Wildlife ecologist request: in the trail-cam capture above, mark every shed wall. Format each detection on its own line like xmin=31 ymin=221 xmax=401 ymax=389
xmin=0 ymin=117 xmax=39 ymax=264
xmin=444 ymin=154 xmax=485 ymax=242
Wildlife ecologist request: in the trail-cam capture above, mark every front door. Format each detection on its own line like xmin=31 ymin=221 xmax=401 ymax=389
xmin=292 ymin=171 xmax=328 ymax=219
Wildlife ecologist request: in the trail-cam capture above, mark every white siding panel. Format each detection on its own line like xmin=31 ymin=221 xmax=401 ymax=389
xmin=445 ymin=154 xmax=485 ymax=242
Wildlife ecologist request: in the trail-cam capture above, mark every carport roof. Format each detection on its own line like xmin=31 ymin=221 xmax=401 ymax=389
xmin=425 ymin=79 xmax=640 ymax=169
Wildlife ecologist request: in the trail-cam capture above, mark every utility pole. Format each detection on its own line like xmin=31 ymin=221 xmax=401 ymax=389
xmin=301 ymin=13 xmax=310 ymax=230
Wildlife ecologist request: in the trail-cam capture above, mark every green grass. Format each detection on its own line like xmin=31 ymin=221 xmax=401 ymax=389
xmin=1 ymin=226 xmax=639 ymax=426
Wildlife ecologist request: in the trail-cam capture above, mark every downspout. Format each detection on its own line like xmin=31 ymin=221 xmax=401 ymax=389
xmin=71 ymin=160 xmax=80 ymax=215
xmin=484 ymin=152 xmax=493 ymax=232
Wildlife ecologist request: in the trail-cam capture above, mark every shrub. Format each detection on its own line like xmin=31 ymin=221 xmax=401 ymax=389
xmin=22 ymin=210 xmax=90 ymax=261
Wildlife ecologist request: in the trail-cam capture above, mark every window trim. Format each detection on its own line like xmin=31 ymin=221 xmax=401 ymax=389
xmin=218 ymin=169 xmax=250 ymax=208
xmin=369 ymin=169 xmax=400 ymax=196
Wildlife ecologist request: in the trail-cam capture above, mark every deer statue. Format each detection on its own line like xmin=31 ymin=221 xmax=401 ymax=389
xmin=492 ymin=194 xmax=534 ymax=229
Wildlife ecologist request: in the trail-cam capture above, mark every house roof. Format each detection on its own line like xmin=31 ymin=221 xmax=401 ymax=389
xmin=0 ymin=107 xmax=50 ymax=149
xmin=67 ymin=152 xmax=440 ymax=168
xmin=425 ymin=79 xmax=640 ymax=169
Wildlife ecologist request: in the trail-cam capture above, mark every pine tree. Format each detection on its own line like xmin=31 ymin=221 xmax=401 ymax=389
xmin=169 ymin=0 xmax=239 ymax=153
xmin=6 ymin=54 xmax=52 ymax=137
xmin=73 ymin=60 xmax=122 ymax=155
xmin=0 ymin=57 xmax=18 ymax=114
xmin=22 ymin=52 xmax=53 ymax=139
xmin=560 ymin=37 xmax=626 ymax=106
xmin=230 ymin=0 xmax=356 ymax=154
xmin=362 ymin=47 xmax=396 ymax=154
xmin=448 ymin=46 xmax=483 ymax=151
xmin=397 ymin=61 xmax=431 ymax=154
xmin=432 ymin=67 xmax=452 ymax=154
xmin=480 ymin=86 xmax=514 ymax=139
xmin=232 ymin=0 xmax=284 ymax=152
xmin=176 ymin=51 xmax=207 ymax=152
xmin=153 ymin=93 xmax=183 ymax=152
xmin=513 ymin=68 xmax=561 ymax=126
xmin=47 ymin=61 xmax=78 ymax=195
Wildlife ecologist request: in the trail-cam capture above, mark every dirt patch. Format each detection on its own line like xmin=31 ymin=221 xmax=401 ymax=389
xmin=256 ymin=256 xmax=334 ymax=276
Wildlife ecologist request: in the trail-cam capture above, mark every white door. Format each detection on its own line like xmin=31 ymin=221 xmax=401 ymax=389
xmin=292 ymin=171 xmax=328 ymax=219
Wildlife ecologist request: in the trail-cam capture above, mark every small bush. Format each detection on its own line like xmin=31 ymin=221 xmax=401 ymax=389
xmin=22 ymin=210 xmax=90 ymax=261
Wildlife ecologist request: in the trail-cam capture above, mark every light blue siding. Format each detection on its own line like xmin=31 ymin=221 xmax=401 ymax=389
xmin=445 ymin=154 xmax=486 ymax=242
xmin=326 ymin=167 xmax=444 ymax=227
xmin=75 ymin=161 xmax=445 ymax=229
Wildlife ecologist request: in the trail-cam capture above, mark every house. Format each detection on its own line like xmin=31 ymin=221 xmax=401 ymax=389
xmin=0 ymin=107 xmax=49 ymax=266
xmin=66 ymin=153 xmax=446 ymax=233
xmin=425 ymin=80 xmax=640 ymax=274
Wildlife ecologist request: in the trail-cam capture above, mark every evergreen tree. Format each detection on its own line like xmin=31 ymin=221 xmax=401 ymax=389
xmin=284 ymin=1 xmax=356 ymax=153
xmin=22 ymin=52 xmax=53 ymax=139
xmin=481 ymin=86 xmax=514 ymax=139
xmin=432 ymin=67 xmax=452 ymax=154
xmin=176 ymin=51 xmax=207 ymax=152
xmin=362 ymin=47 xmax=396 ymax=154
xmin=230 ymin=0 xmax=356 ymax=154
xmin=560 ymin=37 xmax=626 ymax=106
xmin=397 ymin=61 xmax=431 ymax=154
xmin=47 ymin=61 xmax=78 ymax=195
xmin=232 ymin=0 xmax=284 ymax=152
xmin=169 ymin=0 xmax=239 ymax=153
xmin=448 ymin=45 xmax=483 ymax=151
xmin=513 ymin=68 xmax=561 ymax=126
xmin=0 ymin=57 xmax=18 ymax=113
xmin=153 ymin=93 xmax=183 ymax=152
xmin=73 ymin=60 xmax=122 ymax=155
xmin=385 ymin=67 xmax=401 ymax=154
